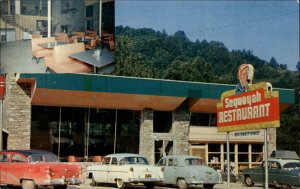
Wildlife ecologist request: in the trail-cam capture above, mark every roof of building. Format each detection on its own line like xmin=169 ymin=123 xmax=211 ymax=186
xmin=16 ymin=73 xmax=295 ymax=112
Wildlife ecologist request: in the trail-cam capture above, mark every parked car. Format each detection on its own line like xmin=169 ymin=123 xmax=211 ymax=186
xmin=0 ymin=150 xmax=83 ymax=189
xmin=157 ymin=155 xmax=223 ymax=189
xmin=86 ymin=153 xmax=164 ymax=189
xmin=242 ymin=151 xmax=300 ymax=189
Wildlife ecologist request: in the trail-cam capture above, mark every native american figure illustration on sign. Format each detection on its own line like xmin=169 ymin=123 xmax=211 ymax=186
xmin=235 ymin=64 xmax=255 ymax=94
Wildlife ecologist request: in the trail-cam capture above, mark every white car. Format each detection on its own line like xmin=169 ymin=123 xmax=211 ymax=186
xmin=87 ymin=153 xmax=164 ymax=189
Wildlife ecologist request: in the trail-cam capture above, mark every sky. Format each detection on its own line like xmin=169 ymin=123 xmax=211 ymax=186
xmin=116 ymin=1 xmax=299 ymax=71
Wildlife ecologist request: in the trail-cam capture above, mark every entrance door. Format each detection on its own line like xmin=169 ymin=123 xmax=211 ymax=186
xmin=154 ymin=140 xmax=173 ymax=164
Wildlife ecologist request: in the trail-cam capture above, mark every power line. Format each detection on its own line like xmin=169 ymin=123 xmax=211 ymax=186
xmin=185 ymin=10 xmax=299 ymax=35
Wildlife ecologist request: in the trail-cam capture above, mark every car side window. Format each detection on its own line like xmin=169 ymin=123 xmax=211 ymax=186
xmin=168 ymin=158 xmax=174 ymax=166
xmin=173 ymin=158 xmax=178 ymax=166
xmin=102 ymin=157 xmax=111 ymax=164
xmin=158 ymin=158 xmax=167 ymax=166
xmin=0 ymin=154 xmax=10 ymax=162
xmin=111 ymin=157 xmax=118 ymax=165
xmin=12 ymin=154 xmax=26 ymax=163
xmin=269 ymin=161 xmax=280 ymax=169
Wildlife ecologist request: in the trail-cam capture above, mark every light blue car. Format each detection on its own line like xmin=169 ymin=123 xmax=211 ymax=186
xmin=157 ymin=155 xmax=223 ymax=189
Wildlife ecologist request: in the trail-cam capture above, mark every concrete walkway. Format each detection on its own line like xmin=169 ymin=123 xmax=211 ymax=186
xmin=0 ymin=40 xmax=47 ymax=73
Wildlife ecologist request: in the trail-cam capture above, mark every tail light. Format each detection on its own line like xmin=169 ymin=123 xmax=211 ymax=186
xmin=78 ymin=165 xmax=82 ymax=178
xmin=46 ymin=167 xmax=53 ymax=179
xmin=129 ymin=167 xmax=134 ymax=172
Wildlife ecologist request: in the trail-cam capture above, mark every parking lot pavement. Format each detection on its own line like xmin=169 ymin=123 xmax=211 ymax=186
xmin=67 ymin=182 xmax=265 ymax=189
xmin=67 ymin=181 xmax=300 ymax=189
xmin=2 ymin=181 xmax=299 ymax=189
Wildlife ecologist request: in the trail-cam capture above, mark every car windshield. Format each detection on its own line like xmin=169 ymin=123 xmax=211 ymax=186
xmin=184 ymin=158 xmax=204 ymax=166
xmin=28 ymin=153 xmax=60 ymax=163
xmin=283 ymin=162 xmax=300 ymax=170
xmin=120 ymin=157 xmax=149 ymax=165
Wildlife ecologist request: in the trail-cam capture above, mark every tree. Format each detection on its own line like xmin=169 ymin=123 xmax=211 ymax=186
xmin=163 ymin=57 xmax=213 ymax=82
xmin=269 ymin=57 xmax=279 ymax=68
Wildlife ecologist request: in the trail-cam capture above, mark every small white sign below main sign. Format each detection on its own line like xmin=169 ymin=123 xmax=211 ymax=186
xmin=234 ymin=131 xmax=260 ymax=137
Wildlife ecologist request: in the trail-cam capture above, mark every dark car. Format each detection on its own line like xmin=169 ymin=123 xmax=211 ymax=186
xmin=242 ymin=151 xmax=300 ymax=189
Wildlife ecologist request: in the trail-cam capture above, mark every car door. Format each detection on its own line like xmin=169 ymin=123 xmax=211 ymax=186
xmin=7 ymin=153 xmax=27 ymax=185
xmin=250 ymin=161 xmax=265 ymax=184
xmin=107 ymin=157 xmax=119 ymax=183
xmin=268 ymin=161 xmax=281 ymax=185
xmin=164 ymin=158 xmax=177 ymax=184
xmin=0 ymin=152 xmax=11 ymax=184
xmin=94 ymin=156 xmax=110 ymax=183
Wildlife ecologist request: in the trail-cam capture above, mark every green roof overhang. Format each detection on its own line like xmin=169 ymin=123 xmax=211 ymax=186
xmin=16 ymin=73 xmax=295 ymax=112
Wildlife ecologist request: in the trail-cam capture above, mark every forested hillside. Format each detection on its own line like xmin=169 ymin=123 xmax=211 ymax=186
xmin=114 ymin=25 xmax=300 ymax=153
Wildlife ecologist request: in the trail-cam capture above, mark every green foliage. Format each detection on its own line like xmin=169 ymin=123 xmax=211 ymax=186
xmin=163 ymin=57 xmax=214 ymax=82
xmin=277 ymin=103 xmax=300 ymax=155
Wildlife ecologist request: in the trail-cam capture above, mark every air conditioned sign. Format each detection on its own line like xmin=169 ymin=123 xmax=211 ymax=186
xmin=217 ymin=86 xmax=280 ymax=132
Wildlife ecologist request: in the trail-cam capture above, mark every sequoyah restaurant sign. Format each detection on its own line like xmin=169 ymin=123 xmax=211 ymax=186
xmin=217 ymin=86 xmax=280 ymax=132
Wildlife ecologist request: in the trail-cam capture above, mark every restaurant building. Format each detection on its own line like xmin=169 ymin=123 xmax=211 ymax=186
xmin=0 ymin=73 xmax=295 ymax=173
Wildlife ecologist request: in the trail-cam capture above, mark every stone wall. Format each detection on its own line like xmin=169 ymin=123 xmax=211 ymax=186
xmin=173 ymin=110 xmax=189 ymax=155
xmin=139 ymin=109 xmax=189 ymax=164
xmin=139 ymin=109 xmax=154 ymax=164
xmin=3 ymin=74 xmax=31 ymax=150
xmin=268 ymin=128 xmax=276 ymax=156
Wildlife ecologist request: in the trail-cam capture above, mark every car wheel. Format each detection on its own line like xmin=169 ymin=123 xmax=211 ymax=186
xmin=90 ymin=175 xmax=97 ymax=186
xmin=116 ymin=179 xmax=126 ymax=189
xmin=21 ymin=180 xmax=37 ymax=189
xmin=203 ymin=184 xmax=214 ymax=189
xmin=177 ymin=179 xmax=188 ymax=189
xmin=144 ymin=183 xmax=154 ymax=189
xmin=244 ymin=176 xmax=254 ymax=187
xmin=53 ymin=185 xmax=68 ymax=189
xmin=269 ymin=184 xmax=276 ymax=188
xmin=281 ymin=184 xmax=291 ymax=189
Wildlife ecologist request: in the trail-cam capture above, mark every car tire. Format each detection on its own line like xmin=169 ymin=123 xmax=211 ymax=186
xmin=244 ymin=176 xmax=254 ymax=187
xmin=144 ymin=183 xmax=154 ymax=189
xmin=116 ymin=179 xmax=126 ymax=189
xmin=281 ymin=184 xmax=291 ymax=189
xmin=269 ymin=184 xmax=276 ymax=188
xmin=177 ymin=179 xmax=188 ymax=189
xmin=203 ymin=184 xmax=214 ymax=189
xmin=21 ymin=180 xmax=37 ymax=189
xmin=90 ymin=175 xmax=97 ymax=186
xmin=53 ymin=185 xmax=68 ymax=189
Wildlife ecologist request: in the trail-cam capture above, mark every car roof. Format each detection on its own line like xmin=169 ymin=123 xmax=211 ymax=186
xmin=268 ymin=158 xmax=300 ymax=164
xmin=105 ymin=153 xmax=146 ymax=159
xmin=1 ymin=150 xmax=54 ymax=157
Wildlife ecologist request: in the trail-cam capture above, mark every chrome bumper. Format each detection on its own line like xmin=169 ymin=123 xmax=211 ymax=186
xmin=190 ymin=180 xmax=223 ymax=185
xmin=128 ymin=178 xmax=164 ymax=182
xmin=44 ymin=177 xmax=84 ymax=185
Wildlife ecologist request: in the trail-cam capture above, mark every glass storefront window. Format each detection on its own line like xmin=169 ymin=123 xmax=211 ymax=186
xmin=31 ymin=106 xmax=140 ymax=162
xmin=190 ymin=113 xmax=217 ymax=127
xmin=21 ymin=0 xmax=48 ymax=16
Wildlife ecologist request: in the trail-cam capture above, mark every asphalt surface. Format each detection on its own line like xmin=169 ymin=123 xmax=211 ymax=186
xmin=65 ymin=180 xmax=297 ymax=189
xmin=2 ymin=180 xmax=299 ymax=189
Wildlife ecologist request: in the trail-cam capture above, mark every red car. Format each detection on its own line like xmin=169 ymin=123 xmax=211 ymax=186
xmin=0 ymin=150 xmax=84 ymax=189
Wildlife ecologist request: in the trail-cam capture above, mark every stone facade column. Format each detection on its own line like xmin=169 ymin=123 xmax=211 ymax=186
xmin=173 ymin=110 xmax=189 ymax=155
xmin=3 ymin=74 xmax=31 ymax=150
xmin=267 ymin=128 xmax=276 ymax=156
xmin=139 ymin=109 xmax=154 ymax=164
